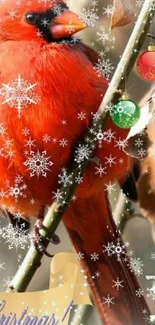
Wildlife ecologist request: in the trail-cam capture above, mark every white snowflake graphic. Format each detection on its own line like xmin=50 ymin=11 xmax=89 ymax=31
xmin=135 ymin=138 xmax=143 ymax=148
xmin=0 ymin=74 xmax=40 ymax=118
xmin=136 ymin=289 xmax=144 ymax=297
xmin=128 ymin=257 xmax=144 ymax=277
xmin=80 ymin=8 xmax=99 ymax=27
xmin=77 ymin=112 xmax=86 ymax=120
xmin=58 ymin=168 xmax=73 ymax=187
xmin=25 ymin=137 xmax=36 ymax=150
xmin=105 ymin=129 xmax=116 ymax=142
xmin=8 ymin=9 xmax=17 ymax=20
xmin=95 ymin=164 xmax=107 ymax=177
xmin=142 ymin=309 xmax=154 ymax=324
xmin=105 ymin=154 xmax=116 ymax=167
xmin=103 ymin=294 xmax=115 ymax=307
xmin=43 ymin=134 xmax=51 ymax=143
xmin=5 ymin=175 xmax=27 ymax=203
xmin=3 ymin=276 xmax=13 ymax=288
xmin=96 ymin=128 xmax=116 ymax=148
xmin=138 ymin=148 xmax=146 ymax=160
xmin=59 ymin=138 xmax=68 ymax=147
xmin=103 ymin=238 xmax=129 ymax=262
xmin=92 ymin=271 xmax=100 ymax=279
xmin=53 ymin=4 xmax=64 ymax=16
xmin=97 ymin=26 xmax=116 ymax=45
xmin=112 ymin=278 xmax=124 ymax=290
xmin=103 ymin=5 xmax=115 ymax=17
xmin=0 ymin=123 xmax=6 ymax=136
xmin=2 ymin=223 xmax=30 ymax=250
xmin=24 ymin=150 xmax=53 ymax=177
xmin=90 ymin=252 xmax=99 ymax=261
xmin=105 ymin=181 xmax=116 ymax=194
xmin=22 ymin=128 xmax=30 ymax=136
xmin=144 ymin=313 xmax=154 ymax=324
xmin=96 ymin=130 xmax=107 ymax=145
xmin=94 ymin=57 xmax=114 ymax=80
xmin=52 ymin=189 xmax=64 ymax=201
xmin=90 ymin=0 xmax=98 ymax=8
xmin=41 ymin=18 xmax=50 ymax=27
xmin=75 ymin=174 xmax=83 ymax=184
xmin=76 ymin=252 xmax=84 ymax=260
xmin=74 ymin=144 xmax=92 ymax=164
xmin=115 ymin=138 xmax=127 ymax=150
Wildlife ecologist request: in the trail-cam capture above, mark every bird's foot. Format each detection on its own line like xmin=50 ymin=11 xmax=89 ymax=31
xmin=32 ymin=220 xmax=60 ymax=257
xmin=8 ymin=285 xmax=16 ymax=292
xmin=36 ymin=219 xmax=61 ymax=244
xmin=47 ymin=234 xmax=61 ymax=245
xmin=32 ymin=225 xmax=53 ymax=257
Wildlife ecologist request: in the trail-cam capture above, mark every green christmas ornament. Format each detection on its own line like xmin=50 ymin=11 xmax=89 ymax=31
xmin=111 ymin=94 xmax=140 ymax=129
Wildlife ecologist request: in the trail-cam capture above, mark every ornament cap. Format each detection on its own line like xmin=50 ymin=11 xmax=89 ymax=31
xmin=122 ymin=93 xmax=129 ymax=100
xmin=148 ymin=45 xmax=155 ymax=51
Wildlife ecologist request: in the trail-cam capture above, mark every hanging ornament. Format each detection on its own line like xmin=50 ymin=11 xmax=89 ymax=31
xmin=136 ymin=44 xmax=155 ymax=81
xmin=111 ymin=94 xmax=140 ymax=129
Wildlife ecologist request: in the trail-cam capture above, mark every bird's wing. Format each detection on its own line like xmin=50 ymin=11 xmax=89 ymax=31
xmin=79 ymin=43 xmax=100 ymax=65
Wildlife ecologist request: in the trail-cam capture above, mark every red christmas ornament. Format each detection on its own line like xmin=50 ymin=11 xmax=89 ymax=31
xmin=136 ymin=45 xmax=155 ymax=81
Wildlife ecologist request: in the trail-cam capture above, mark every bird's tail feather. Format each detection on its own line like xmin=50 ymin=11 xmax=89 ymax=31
xmin=64 ymin=191 xmax=150 ymax=325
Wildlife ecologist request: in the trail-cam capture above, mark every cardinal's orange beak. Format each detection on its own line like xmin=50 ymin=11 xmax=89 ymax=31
xmin=50 ymin=9 xmax=87 ymax=39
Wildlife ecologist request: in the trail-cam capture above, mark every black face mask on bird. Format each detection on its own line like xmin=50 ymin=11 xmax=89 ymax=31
xmin=24 ymin=4 xmax=87 ymax=43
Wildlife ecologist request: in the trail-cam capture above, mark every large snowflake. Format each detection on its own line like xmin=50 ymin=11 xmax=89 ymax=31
xmin=24 ymin=150 xmax=53 ymax=177
xmin=0 ymin=74 xmax=40 ymax=118
xmin=1 ymin=223 xmax=30 ymax=250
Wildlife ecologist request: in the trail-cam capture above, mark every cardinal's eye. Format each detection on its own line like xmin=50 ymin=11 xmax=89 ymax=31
xmin=25 ymin=12 xmax=39 ymax=25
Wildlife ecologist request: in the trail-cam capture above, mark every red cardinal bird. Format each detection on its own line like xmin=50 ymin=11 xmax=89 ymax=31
xmin=0 ymin=0 xmax=150 ymax=324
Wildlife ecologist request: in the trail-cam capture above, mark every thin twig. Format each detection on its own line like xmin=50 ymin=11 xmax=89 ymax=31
xmin=147 ymin=33 xmax=155 ymax=40
xmin=8 ymin=0 xmax=155 ymax=293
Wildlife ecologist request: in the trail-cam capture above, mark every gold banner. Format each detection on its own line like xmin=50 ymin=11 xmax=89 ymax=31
xmin=0 ymin=253 xmax=92 ymax=325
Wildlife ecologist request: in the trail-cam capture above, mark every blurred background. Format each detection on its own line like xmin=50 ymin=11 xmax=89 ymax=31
xmin=0 ymin=0 xmax=155 ymax=324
